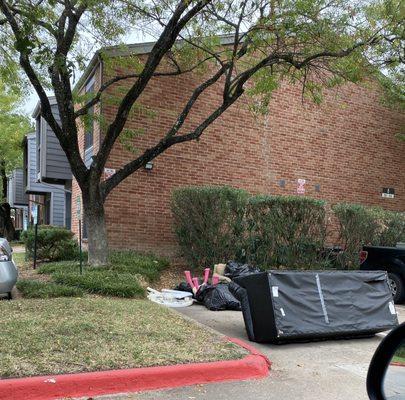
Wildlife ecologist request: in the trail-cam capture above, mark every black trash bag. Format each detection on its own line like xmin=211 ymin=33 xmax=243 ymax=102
xmin=174 ymin=281 xmax=193 ymax=294
xmin=224 ymin=261 xmax=260 ymax=280
xmin=196 ymin=284 xmax=241 ymax=311
xmin=228 ymin=282 xmax=255 ymax=341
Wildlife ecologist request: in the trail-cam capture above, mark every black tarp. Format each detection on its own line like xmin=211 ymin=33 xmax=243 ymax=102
xmin=233 ymin=270 xmax=399 ymax=343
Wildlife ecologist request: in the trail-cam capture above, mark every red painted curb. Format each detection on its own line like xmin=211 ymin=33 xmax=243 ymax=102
xmin=391 ymin=362 xmax=405 ymax=367
xmin=1 ymin=337 xmax=270 ymax=400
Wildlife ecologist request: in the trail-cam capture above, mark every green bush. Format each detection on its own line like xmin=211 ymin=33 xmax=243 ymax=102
xmin=53 ymin=272 xmax=145 ymax=298
xmin=21 ymin=226 xmax=79 ymax=262
xmin=374 ymin=210 xmax=405 ymax=247
xmin=333 ymin=204 xmax=405 ymax=268
xmin=245 ymin=195 xmax=327 ymax=269
xmin=16 ymin=280 xmax=83 ymax=298
xmin=171 ymin=186 xmax=249 ymax=269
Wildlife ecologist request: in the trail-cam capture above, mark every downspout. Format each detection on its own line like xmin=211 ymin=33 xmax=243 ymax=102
xmin=98 ymin=53 xmax=104 ymax=151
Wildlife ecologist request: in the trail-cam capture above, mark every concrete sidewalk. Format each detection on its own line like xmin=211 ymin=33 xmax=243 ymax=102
xmin=105 ymin=304 xmax=404 ymax=400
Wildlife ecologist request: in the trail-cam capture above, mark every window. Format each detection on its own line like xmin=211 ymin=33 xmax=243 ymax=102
xmin=36 ymin=117 xmax=41 ymax=176
xmin=65 ymin=192 xmax=72 ymax=230
xmin=44 ymin=193 xmax=51 ymax=225
xmin=84 ymin=79 xmax=95 ymax=151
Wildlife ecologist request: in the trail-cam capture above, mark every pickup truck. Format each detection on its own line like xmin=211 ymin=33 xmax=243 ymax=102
xmin=360 ymin=244 xmax=405 ymax=303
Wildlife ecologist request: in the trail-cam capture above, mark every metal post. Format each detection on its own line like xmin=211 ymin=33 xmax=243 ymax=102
xmin=76 ymin=196 xmax=83 ymax=275
xmin=33 ymin=222 xmax=38 ymax=270
xmin=79 ymin=219 xmax=83 ymax=275
xmin=32 ymin=204 xmax=39 ymax=270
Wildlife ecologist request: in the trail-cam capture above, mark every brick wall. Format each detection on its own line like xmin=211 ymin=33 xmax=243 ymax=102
xmin=71 ymin=60 xmax=405 ymax=257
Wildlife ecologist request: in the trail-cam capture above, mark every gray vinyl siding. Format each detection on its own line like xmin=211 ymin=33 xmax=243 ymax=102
xmin=9 ymin=169 xmax=28 ymax=206
xmin=24 ymin=134 xmax=68 ymax=227
xmin=39 ymin=104 xmax=72 ymax=182
xmin=51 ymin=190 xmax=66 ymax=226
xmin=26 ymin=134 xmax=54 ymax=194
xmin=6 ymin=181 xmax=13 ymax=206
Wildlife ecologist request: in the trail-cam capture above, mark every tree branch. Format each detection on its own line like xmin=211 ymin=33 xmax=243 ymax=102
xmin=93 ymin=0 xmax=212 ymax=176
xmin=101 ymin=82 xmax=243 ymax=198
xmin=74 ymin=53 xmax=216 ymax=118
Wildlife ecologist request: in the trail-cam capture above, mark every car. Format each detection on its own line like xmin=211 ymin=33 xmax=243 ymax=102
xmin=0 ymin=238 xmax=18 ymax=300
xmin=360 ymin=244 xmax=405 ymax=304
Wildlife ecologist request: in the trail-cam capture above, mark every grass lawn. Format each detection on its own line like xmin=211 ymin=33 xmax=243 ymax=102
xmin=12 ymin=251 xmax=26 ymax=266
xmin=393 ymin=343 xmax=405 ymax=364
xmin=0 ymin=297 xmax=247 ymax=378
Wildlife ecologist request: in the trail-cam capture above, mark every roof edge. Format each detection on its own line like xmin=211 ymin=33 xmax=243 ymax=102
xmin=73 ymin=34 xmax=236 ymax=93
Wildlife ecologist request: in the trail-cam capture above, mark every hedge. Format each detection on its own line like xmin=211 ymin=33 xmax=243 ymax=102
xmin=171 ymin=186 xmax=249 ymax=269
xmin=172 ymin=185 xmax=405 ymax=271
xmin=245 ymin=195 xmax=327 ymax=268
xmin=333 ymin=203 xmax=405 ymax=269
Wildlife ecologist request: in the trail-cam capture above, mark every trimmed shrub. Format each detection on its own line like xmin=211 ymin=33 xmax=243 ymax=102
xmin=53 ymin=272 xmax=145 ymax=298
xmin=332 ymin=203 xmax=379 ymax=269
xmin=373 ymin=210 xmax=405 ymax=247
xmin=22 ymin=226 xmax=79 ymax=262
xmin=333 ymin=204 xmax=405 ymax=268
xmin=16 ymin=280 xmax=84 ymax=298
xmin=245 ymin=195 xmax=327 ymax=269
xmin=171 ymin=186 xmax=249 ymax=269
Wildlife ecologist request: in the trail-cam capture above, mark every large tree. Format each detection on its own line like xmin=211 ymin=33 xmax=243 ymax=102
xmin=0 ymin=81 xmax=30 ymax=199
xmin=0 ymin=80 xmax=31 ymax=239
xmin=0 ymin=0 xmax=402 ymax=265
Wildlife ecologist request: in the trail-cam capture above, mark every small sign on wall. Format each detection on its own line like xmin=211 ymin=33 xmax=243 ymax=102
xmin=382 ymin=188 xmax=395 ymax=199
xmin=104 ymin=168 xmax=116 ymax=180
xmin=297 ymin=179 xmax=306 ymax=195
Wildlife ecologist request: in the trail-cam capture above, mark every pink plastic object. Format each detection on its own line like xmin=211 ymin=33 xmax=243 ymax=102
xmin=184 ymin=271 xmax=195 ymax=289
xmin=192 ymin=277 xmax=200 ymax=290
xmin=203 ymin=268 xmax=211 ymax=285
xmin=212 ymin=275 xmax=219 ymax=285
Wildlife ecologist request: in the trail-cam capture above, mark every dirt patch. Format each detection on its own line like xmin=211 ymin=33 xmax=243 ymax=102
xmin=154 ymin=262 xmax=188 ymax=290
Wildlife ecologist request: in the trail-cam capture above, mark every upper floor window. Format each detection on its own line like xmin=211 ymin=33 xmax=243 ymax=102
xmin=84 ymin=77 xmax=95 ymax=151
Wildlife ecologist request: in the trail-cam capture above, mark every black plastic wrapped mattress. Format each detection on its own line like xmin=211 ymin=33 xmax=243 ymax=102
xmin=232 ymin=270 xmax=399 ymax=343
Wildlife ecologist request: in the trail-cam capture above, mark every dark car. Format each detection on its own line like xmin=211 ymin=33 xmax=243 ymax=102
xmin=360 ymin=244 xmax=405 ymax=303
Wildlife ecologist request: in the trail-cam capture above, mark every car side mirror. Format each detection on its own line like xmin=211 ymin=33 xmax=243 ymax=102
xmin=367 ymin=322 xmax=405 ymax=400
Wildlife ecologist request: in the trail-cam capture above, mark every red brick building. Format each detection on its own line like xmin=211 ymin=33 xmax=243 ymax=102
xmin=71 ymin=42 xmax=405 ymax=257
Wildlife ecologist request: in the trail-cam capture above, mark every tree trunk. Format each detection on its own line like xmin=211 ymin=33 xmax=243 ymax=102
xmin=0 ymin=160 xmax=7 ymax=201
xmin=0 ymin=203 xmax=15 ymax=241
xmin=83 ymin=186 xmax=109 ymax=266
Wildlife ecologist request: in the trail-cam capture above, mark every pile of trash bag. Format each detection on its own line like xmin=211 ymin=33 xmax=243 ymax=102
xmin=224 ymin=261 xmax=260 ymax=280
xmin=174 ymin=261 xmax=261 ymax=312
xmin=195 ymin=283 xmax=241 ymax=311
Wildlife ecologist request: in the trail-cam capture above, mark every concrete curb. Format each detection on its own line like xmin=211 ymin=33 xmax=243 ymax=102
xmin=1 ymin=337 xmax=270 ymax=400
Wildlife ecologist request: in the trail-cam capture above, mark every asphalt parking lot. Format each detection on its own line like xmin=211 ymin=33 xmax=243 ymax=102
xmin=109 ymin=304 xmax=405 ymax=400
